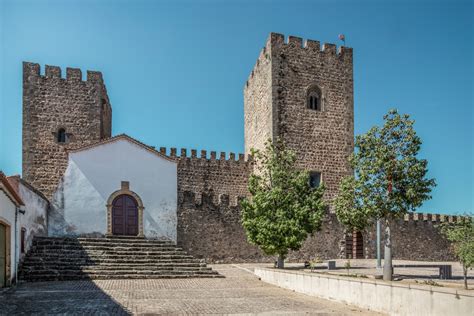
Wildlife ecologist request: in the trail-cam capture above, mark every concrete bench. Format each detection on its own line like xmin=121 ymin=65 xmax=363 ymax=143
xmin=393 ymin=264 xmax=452 ymax=280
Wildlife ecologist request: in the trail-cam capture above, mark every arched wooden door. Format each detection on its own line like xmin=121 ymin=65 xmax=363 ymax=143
xmin=112 ymin=194 xmax=139 ymax=236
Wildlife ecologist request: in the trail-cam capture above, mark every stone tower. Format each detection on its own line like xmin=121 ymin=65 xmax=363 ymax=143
xmin=22 ymin=62 xmax=112 ymax=198
xmin=244 ymin=33 xmax=354 ymax=201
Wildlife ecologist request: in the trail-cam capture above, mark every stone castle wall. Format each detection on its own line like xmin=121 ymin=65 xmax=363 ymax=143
xmin=157 ymin=147 xmax=252 ymax=202
xmin=22 ymin=62 xmax=112 ymax=198
xmin=177 ymin=191 xmax=458 ymax=263
xmin=362 ymin=214 xmax=460 ymax=261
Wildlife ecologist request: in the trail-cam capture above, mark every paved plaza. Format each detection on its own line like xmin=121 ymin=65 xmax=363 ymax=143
xmin=0 ymin=264 xmax=381 ymax=315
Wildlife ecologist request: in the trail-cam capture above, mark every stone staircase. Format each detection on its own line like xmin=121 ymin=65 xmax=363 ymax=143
xmin=19 ymin=236 xmax=221 ymax=282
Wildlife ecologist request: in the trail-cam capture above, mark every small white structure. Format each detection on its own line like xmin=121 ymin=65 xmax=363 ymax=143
xmin=0 ymin=172 xmax=24 ymax=287
xmin=50 ymin=135 xmax=178 ymax=241
xmin=7 ymin=176 xmax=49 ymax=257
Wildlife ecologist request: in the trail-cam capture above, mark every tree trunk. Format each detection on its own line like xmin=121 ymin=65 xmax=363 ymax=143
xmin=277 ymin=254 xmax=285 ymax=269
xmin=383 ymin=218 xmax=393 ymax=281
xmin=463 ymin=265 xmax=468 ymax=290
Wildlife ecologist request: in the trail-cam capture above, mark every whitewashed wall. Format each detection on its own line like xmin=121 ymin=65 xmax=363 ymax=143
xmin=0 ymin=191 xmax=18 ymax=285
xmin=50 ymin=138 xmax=178 ymax=241
xmin=17 ymin=182 xmax=48 ymax=256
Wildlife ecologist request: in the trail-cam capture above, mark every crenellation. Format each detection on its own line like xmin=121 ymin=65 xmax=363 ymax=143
xmin=87 ymin=70 xmax=103 ymax=83
xmin=322 ymin=43 xmax=337 ymax=55
xmin=288 ymin=36 xmax=303 ymax=47
xmin=180 ymin=148 xmax=187 ymax=157
xmin=238 ymin=153 xmax=245 ymax=161
xmin=229 ymin=153 xmax=235 ymax=161
xmin=220 ymin=152 xmax=226 ymax=160
xmin=210 ymin=151 xmax=216 ymax=160
xmin=170 ymin=148 xmax=177 ymax=157
xmin=304 ymin=39 xmax=320 ymax=50
xmin=45 ymin=65 xmax=61 ymax=79
xmin=159 ymin=147 xmax=166 ymax=155
xmin=66 ymin=68 xmax=82 ymax=81
xmin=191 ymin=149 xmax=197 ymax=158
xmin=200 ymin=150 xmax=207 ymax=159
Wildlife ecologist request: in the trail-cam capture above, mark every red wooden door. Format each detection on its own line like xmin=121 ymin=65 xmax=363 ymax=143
xmin=112 ymin=195 xmax=138 ymax=236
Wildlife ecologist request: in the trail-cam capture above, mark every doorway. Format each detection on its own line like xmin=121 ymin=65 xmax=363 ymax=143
xmin=112 ymin=194 xmax=139 ymax=236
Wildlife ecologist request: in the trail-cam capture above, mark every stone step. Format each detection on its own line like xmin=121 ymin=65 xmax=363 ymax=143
xmin=23 ymin=269 xmax=218 ymax=275
xmin=31 ymin=245 xmax=183 ymax=251
xmin=21 ymin=259 xmax=206 ymax=266
xmin=28 ymin=249 xmax=188 ymax=256
xmin=24 ymin=254 xmax=195 ymax=261
xmin=20 ymin=236 xmax=218 ymax=282
xmin=20 ymin=265 xmax=212 ymax=272
xmin=20 ymin=273 xmax=224 ymax=282
xmin=34 ymin=236 xmax=174 ymax=244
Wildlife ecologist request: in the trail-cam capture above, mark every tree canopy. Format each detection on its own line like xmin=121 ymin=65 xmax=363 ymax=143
xmin=335 ymin=109 xmax=436 ymax=228
xmin=241 ymin=139 xmax=326 ymax=266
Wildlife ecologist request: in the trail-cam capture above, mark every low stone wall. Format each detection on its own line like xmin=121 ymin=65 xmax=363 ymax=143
xmin=254 ymin=268 xmax=473 ymax=316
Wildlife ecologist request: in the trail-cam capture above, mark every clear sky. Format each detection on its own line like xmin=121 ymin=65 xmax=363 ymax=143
xmin=0 ymin=0 xmax=472 ymax=214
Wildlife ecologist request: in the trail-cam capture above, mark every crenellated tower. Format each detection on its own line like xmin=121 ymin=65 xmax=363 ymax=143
xmin=244 ymin=33 xmax=354 ymax=202
xmin=22 ymin=62 xmax=112 ymax=198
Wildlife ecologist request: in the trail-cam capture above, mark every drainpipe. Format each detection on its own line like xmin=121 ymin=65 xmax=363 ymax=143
xmin=14 ymin=205 xmax=26 ymax=285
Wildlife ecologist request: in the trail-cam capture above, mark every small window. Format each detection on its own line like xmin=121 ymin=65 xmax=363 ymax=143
xmin=307 ymin=86 xmax=322 ymax=111
xmin=309 ymin=171 xmax=322 ymax=188
xmin=57 ymin=128 xmax=67 ymax=143
xmin=21 ymin=228 xmax=26 ymax=253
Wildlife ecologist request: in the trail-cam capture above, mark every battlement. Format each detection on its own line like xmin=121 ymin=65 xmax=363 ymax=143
xmin=158 ymin=146 xmax=252 ymax=163
xmin=23 ymin=62 xmax=104 ymax=84
xmin=402 ymin=212 xmax=469 ymax=224
xmin=245 ymin=32 xmax=352 ymax=89
xmin=181 ymin=190 xmax=245 ymax=207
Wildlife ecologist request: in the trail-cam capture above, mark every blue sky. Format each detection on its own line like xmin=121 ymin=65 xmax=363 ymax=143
xmin=0 ymin=0 xmax=472 ymax=214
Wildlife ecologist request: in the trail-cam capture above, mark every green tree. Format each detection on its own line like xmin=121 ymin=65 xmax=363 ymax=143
xmin=241 ymin=139 xmax=326 ymax=268
xmin=335 ymin=109 xmax=436 ymax=280
xmin=439 ymin=216 xmax=473 ymax=290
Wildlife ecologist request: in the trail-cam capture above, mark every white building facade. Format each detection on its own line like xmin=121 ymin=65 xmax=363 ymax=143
xmin=49 ymin=135 xmax=179 ymax=241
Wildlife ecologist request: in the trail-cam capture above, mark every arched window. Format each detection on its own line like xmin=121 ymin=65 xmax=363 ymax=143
xmin=307 ymin=86 xmax=322 ymax=111
xmin=57 ymin=128 xmax=67 ymax=143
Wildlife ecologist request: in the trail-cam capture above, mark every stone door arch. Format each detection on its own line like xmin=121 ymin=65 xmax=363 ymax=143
xmin=106 ymin=182 xmax=144 ymax=237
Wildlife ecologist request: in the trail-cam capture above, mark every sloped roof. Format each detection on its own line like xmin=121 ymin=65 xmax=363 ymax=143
xmin=0 ymin=172 xmax=25 ymax=206
xmin=7 ymin=175 xmax=49 ymax=204
xmin=67 ymin=134 xmax=176 ymax=162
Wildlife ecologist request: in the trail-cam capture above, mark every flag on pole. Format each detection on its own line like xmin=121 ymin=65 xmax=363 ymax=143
xmin=338 ymin=34 xmax=346 ymax=45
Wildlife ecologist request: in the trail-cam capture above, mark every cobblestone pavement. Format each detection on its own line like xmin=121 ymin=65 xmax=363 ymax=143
xmin=0 ymin=264 xmax=381 ymax=315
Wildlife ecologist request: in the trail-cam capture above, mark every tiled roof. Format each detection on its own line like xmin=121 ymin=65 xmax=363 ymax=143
xmin=0 ymin=171 xmax=25 ymax=206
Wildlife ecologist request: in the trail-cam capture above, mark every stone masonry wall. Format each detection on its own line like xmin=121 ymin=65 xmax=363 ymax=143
xmin=244 ymin=38 xmax=275 ymax=154
xmin=22 ymin=62 xmax=112 ymax=199
xmin=243 ymin=33 xmax=354 ymax=204
xmin=178 ymin=191 xmax=459 ymax=262
xmin=177 ymin=190 xmax=345 ymax=263
xmin=362 ymin=213 xmax=460 ymax=261
xmin=271 ymin=33 xmax=354 ymax=202
xmin=157 ymin=147 xmax=252 ymax=203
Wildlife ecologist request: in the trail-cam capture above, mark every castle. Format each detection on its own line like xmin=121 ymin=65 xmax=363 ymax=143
xmin=20 ymin=33 xmax=457 ymax=262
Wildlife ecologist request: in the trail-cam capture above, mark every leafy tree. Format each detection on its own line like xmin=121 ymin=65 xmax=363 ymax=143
xmin=335 ymin=109 xmax=436 ymax=280
xmin=241 ymin=139 xmax=326 ymax=268
xmin=439 ymin=216 xmax=473 ymax=289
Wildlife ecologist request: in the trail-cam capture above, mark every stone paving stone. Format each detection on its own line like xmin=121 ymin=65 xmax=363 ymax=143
xmin=0 ymin=264 xmax=382 ymax=315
